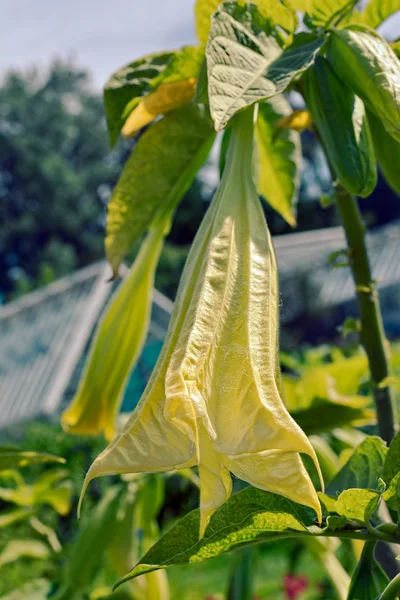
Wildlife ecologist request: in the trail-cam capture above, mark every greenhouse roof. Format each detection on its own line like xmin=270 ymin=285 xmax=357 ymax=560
xmin=0 ymin=262 xmax=173 ymax=430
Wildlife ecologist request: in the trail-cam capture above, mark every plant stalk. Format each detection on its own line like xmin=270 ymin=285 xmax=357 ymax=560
xmin=335 ymin=186 xmax=397 ymax=444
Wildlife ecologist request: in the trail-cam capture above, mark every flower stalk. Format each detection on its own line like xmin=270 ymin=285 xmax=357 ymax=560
xmin=335 ymin=186 xmax=397 ymax=444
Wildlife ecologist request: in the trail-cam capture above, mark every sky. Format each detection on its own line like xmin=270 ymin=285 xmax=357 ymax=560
xmin=2 ymin=1 xmax=399 ymax=90
xmin=1 ymin=0 xmax=198 ymax=89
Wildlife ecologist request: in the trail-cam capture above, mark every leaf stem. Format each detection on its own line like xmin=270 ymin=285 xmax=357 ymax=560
xmin=335 ymin=186 xmax=397 ymax=444
xmin=379 ymin=573 xmax=400 ymax=600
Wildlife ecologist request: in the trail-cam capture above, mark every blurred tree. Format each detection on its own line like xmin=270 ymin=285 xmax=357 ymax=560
xmin=0 ymin=61 xmax=124 ymax=300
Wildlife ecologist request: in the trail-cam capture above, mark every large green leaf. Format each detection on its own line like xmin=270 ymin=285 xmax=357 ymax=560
xmin=368 ymin=109 xmax=400 ymax=196
xmin=303 ymin=55 xmax=377 ymax=198
xmin=347 ymin=0 xmax=400 ymax=29
xmin=206 ymin=2 xmax=324 ymax=130
xmin=0 ymin=447 xmax=65 ymax=471
xmin=106 ymin=104 xmax=215 ymax=274
xmin=255 ymin=95 xmax=301 ymax=225
xmin=328 ymin=26 xmax=400 ymax=142
xmin=114 ymin=487 xmax=322 ymax=587
xmin=326 ymin=437 xmax=387 ymax=495
xmin=104 ymin=52 xmax=173 ymax=148
xmin=195 ymin=0 xmax=297 ymax=46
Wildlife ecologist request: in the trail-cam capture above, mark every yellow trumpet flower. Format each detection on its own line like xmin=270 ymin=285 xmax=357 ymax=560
xmin=80 ymin=107 xmax=322 ymax=536
xmin=61 ymin=222 xmax=166 ymax=442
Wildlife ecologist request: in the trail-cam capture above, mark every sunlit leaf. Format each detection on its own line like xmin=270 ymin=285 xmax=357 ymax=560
xmin=326 ymin=437 xmax=387 ymax=495
xmin=346 ymin=0 xmax=400 ymax=29
xmin=0 ymin=540 xmax=49 ymax=567
xmin=0 ymin=448 xmax=65 ymax=471
xmin=0 ymin=507 xmax=33 ymax=528
xmin=255 ymin=95 xmax=301 ymax=225
xmin=206 ymin=2 xmax=324 ymax=130
xmin=308 ymin=0 xmax=357 ymax=27
xmin=195 ymin=0 xmax=297 ymax=46
xmin=106 ymin=104 xmax=215 ymax=273
xmin=335 ymin=488 xmax=380 ymax=522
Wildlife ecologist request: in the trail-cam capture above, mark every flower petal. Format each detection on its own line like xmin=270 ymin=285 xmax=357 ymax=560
xmin=228 ymin=450 xmax=322 ymax=522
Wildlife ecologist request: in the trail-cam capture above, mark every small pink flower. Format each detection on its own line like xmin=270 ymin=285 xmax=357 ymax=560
xmin=283 ymin=574 xmax=308 ymax=600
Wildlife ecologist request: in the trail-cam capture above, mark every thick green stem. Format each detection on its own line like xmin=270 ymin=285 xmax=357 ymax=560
xmin=379 ymin=572 xmax=400 ymax=600
xmin=335 ymin=186 xmax=397 ymax=444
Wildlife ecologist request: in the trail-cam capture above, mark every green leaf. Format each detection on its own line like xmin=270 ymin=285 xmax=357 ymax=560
xmin=335 ymin=488 xmax=380 ymax=522
xmin=0 ymin=540 xmax=49 ymax=567
xmin=303 ymin=55 xmax=377 ymax=198
xmin=326 ymin=437 xmax=387 ymax=495
xmin=104 ymin=52 xmax=173 ymax=148
xmin=328 ymin=26 xmax=400 ymax=142
xmin=56 ymin=486 xmax=123 ymax=598
xmin=0 ymin=447 xmax=65 ymax=471
xmin=291 ymin=397 xmax=374 ymax=436
xmin=255 ymin=95 xmax=301 ymax=225
xmin=0 ymin=468 xmax=72 ymax=515
xmin=368 ymin=110 xmax=400 ymax=196
xmin=0 ymin=579 xmax=51 ymax=600
xmin=383 ymin=430 xmax=400 ymax=485
xmin=114 ymin=487 xmax=321 ymax=587
xmin=0 ymin=507 xmax=33 ymax=528
xmin=195 ymin=0 xmax=297 ymax=46
xmin=106 ymin=104 xmax=215 ymax=274
xmin=308 ymin=0 xmax=357 ymax=28
xmin=206 ymin=2 xmax=324 ymax=130
xmin=347 ymin=0 xmax=400 ymax=29
xmin=347 ymin=542 xmax=389 ymax=600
